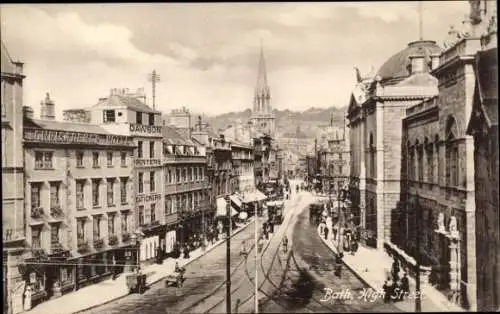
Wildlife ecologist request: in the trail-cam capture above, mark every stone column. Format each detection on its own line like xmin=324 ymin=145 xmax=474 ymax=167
xmin=449 ymin=237 xmax=461 ymax=305
xmin=359 ymin=120 xmax=367 ymax=230
xmin=464 ymin=136 xmax=477 ymax=311
xmin=376 ymin=106 xmax=385 ymax=250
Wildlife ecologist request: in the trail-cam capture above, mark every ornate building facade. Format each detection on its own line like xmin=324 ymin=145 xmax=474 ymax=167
xmin=395 ymin=2 xmax=496 ymax=310
xmin=22 ymin=97 xmax=136 ymax=307
xmin=347 ymin=40 xmax=441 ymax=249
xmin=163 ymin=125 xmax=211 ymax=252
xmin=2 ymin=41 xmax=27 ymax=314
xmin=89 ymin=88 xmax=165 ymax=263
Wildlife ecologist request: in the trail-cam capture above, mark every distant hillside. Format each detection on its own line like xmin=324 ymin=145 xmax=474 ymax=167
xmin=205 ymin=106 xmax=347 ymax=138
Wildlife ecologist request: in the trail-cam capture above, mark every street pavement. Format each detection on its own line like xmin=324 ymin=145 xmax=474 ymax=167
xmin=75 ymin=182 xmax=401 ymax=314
xmin=257 ymin=192 xmax=399 ymax=313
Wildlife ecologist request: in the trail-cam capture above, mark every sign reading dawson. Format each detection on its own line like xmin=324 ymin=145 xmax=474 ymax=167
xmin=129 ymin=124 xmax=162 ymax=136
xmin=24 ymin=128 xmax=134 ymax=146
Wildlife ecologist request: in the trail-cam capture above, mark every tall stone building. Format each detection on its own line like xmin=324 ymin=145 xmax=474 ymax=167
xmin=466 ymin=45 xmax=498 ymax=312
xmin=22 ymin=97 xmax=135 ymax=306
xmin=251 ymin=43 xmax=276 ymax=138
xmin=465 ymin=3 xmax=498 ymax=311
xmin=89 ymin=88 xmax=165 ymax=263
xmin=396 ymin=2 xmax=496 ymax=310
xmin=2 ymin=41 xmax=27 ymax=314
xmin=347 ymin=40 xmax=441 ymax=249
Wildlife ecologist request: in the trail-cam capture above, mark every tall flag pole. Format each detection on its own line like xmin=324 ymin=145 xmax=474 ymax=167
xmin=418 ymin=1 xmax=424 ymax=41
xmin=148 ymin=70 xmax=160 ymax=110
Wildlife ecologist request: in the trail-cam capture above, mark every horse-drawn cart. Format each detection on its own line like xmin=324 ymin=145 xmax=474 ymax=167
xmin=165 ymin=268 xmax=185 ymax=288
xmin=126 ymin=272 xmax=147 ymax=294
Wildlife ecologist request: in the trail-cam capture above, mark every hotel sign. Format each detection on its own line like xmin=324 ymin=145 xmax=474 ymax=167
xmin=135 ymin=158 xmax=162 ymax=167
xmin=24 ymin=128 xmax=134 ymax=147
xmin=129 ymin=124 xmax=162 ymax=136
xmin=136 ymin=193 xmax=161 ymax=204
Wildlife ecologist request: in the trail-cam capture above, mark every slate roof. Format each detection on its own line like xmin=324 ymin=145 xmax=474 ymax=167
xmin=96 ymin=94 xmax=159 ymax=114
xmin=1 ymin=41 xmax=15 ymax=74
xmin=27 ymin=118 xmax=113 ymax=135
xmin=163 ymin=125 xmax=194 ymax=145
xmin=377 ymin=40 xmax=441 ymax=84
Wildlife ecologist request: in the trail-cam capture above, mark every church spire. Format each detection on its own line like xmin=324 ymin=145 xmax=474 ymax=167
xmin=254 ymin=39 xmax=270 ymax=113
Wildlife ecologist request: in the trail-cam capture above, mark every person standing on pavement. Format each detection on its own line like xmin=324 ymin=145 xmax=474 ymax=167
xmin=401 ymin=272 xmax=409 ymax=301
xmin=391 ymin=257 xmax=400 ymax=282
xmin=383 ymin=278 xmax=391 ymax=303
xmin=112 ymin=255 xmax=118 ymax=280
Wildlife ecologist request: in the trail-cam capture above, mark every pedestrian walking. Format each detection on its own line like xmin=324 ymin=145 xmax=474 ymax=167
xmin=112 ymin=255 xmax=118 ymax=280
xmin=282 ymin=236 xmax=288 ymax=253
xmin=391 ymin=257 xmax=400 ymax=282
xmin=324 ymin=226 xmax=329 ymax=240
xmin=383 ymin=277 xmax=392 ymax=303
xmin=401 ymin=272 xmax=409 ymax=301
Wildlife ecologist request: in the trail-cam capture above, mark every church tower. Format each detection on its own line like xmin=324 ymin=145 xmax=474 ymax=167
xmin=251 ymin=41 xmax=276 ymax=137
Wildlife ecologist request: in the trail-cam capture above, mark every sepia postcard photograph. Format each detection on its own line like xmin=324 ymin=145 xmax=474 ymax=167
xmin=1 ymin=1 xmax=498 ymax=313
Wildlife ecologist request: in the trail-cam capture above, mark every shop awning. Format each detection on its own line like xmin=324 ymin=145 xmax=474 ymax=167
xmin=216 ymin=197 xmax=238 ymax=217
xmin=229 ymin=194 xmax=243 ymax=208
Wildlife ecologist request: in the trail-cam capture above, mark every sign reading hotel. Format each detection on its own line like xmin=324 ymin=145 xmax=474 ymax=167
xmin=136 ymin=193 xmax=161 ymax=204
xmin=24 ymin=128 xmax=134 ymax=147
xmin=129 ymin=123 xmax=162 ymax=136
xmin=135 ymin=158 xmax=162 ymax=167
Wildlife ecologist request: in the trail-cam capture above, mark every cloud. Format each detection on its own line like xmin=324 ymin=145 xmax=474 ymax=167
xmin=0 ymin=2 xmax=476 ymax=117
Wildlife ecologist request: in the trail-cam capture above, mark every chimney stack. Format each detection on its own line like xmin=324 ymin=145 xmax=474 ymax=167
xmin=23 ymin=106 xmax=34 ymax=119
xmin=40 ymin=92 xmax=56 ymax=121
xmin=409 ymin=53 xmax=426 ymax=74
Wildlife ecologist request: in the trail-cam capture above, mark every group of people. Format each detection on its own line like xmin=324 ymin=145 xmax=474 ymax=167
xmin=382 ymin=258 xmax=410 ymax=303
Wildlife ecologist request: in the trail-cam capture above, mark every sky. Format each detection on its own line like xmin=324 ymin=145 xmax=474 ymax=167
xmin=1 ymin=2 xmax=471 ymax=117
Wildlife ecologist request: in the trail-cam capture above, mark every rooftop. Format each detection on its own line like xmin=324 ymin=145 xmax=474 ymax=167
xmin=27 ymin=118 xmax=113 ymax=135
xmin=377 ymin=40 xmax=442 ymax=85
xmin=163 ymin=125 xmax=195 ymax=146
xmin=95 ymin=94 xmax=159 ymax=114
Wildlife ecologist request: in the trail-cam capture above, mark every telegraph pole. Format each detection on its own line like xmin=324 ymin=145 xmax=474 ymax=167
xmin=225 ymin=195 xmax=232 ymax=314
xmin=148 ymin=70 xmax=160 ymax=110
xmin=415 ymin=192 xmax=422 ymax=312
xmin=254 ymin=189 xmax=259 ymax=314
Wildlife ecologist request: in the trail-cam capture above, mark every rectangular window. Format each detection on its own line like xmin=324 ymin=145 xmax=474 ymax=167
xmin=121 ymin=213 xmax=128 ymax=233
xmin=108 ymin=214 xmax=115 ymax=235
xmin=50 ymin=224 xmax=59 ymax=245
xmin=176 ymin=169 xmax=180 ymax=183
xmin=149 ymin=113 xmax=155 ymax=126
xmin=35 ymin=151 xmax=54 ymax=169
xmin=92 ymin=179 xmax=100 ymax=207
xmin=50 ymin=182 xmax=60 ymax=208
xmin=451 ymin=146 xmax=459 ymax=186
xmin=76 ymin=151 xmax=84 ymax=167
xmin=121 ymin=152 xmax=127 ymax=166
xmin=107 ymin=152 xmax=113 ymax=167
xmin=136 ymin=112 xmax=142 ymax=124
xmin=31 ymin=227 xmax=42 ymax=249
xmin=138 ymin=141 xmax=143 ymax=158
xmin=92 ymin=152 xmax=100 ymax=168
xmin=165 ymin=196 xmax=172 ymax=215
xmin=182 ymin=168 xmax=187 ymax=182
xmin=76 ymin=180 xmax=85 ymax=209
xmin=138 ymin=172 xmax=144 ymax=194
xmin=139 ymin=206 xmax=145 ymax=225
xmin=77 ymin=219 xmax=85 ymax=242
xmin=93 ymin=216 xmax=101 ymax=240
xmin=31 ymin=183 xmax=41 ymax=209
xmin=149 ymin=141 xmax=155 ymax=159
xmin=150 ymin=204 xmax=156 ymax=222
xmin=150 ymin=171 xmax=155 ymax=192
xmin=120 ymin=178 xmax=128 ymax=204
xmin=103 ymin=110 xmax=116 ymax=123
xmin=107 ymin=179 xmax=115 ymax=206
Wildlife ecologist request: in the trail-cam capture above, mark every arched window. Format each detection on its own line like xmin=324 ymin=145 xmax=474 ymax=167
xmin=425 ymin=137 xmax=434 ymax=184
xmin=369 ymin=133 xmax=376 ymax=179
xmin=445 ymin=117 xmax=459 ymax=187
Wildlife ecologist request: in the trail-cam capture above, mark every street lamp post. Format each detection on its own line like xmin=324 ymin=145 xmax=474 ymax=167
xmin=414 ymin=193 xmax=422 ymax=312
xmin=225 ymin=194 xmax=232 ymax=314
